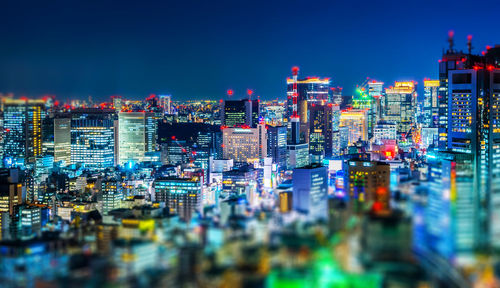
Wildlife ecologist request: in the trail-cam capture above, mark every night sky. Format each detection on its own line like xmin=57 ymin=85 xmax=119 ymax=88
xmin=1 ymin=0 xmax=499 ymax=102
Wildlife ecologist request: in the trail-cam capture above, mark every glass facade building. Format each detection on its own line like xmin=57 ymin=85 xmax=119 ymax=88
xmin=70 ymin=109 xmax=117 ymax=170
xmin=2 ymin=99 xmax=45 ymax=164
xmin=384 ymin=81 xmax=417 ymax=135
xmin=118 ymin=112 xmax=156 ymax=166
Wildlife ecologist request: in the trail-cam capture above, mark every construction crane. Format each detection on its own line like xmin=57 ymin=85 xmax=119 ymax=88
xmin=170 ymin=136 xmax=195 ymax=163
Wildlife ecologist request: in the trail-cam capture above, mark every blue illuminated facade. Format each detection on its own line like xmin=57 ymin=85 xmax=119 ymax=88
xmin=70 ymin=109 xmax=116 ymax=170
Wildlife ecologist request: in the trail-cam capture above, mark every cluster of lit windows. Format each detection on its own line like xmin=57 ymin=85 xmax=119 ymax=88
xmin=71 ymin=119 xmax=115 ymax=169
xmin=492 ymin=94 xmax=500 ymax=131
xmin=223 ymin=129 xmax=265 ymax=162
xmin=339 ymin=117 xmax=366 ymax=145
xmin=3 ymin=106 xmax=27 ymax=158
xmin=451 ymin=93 xmax=472 ymax=133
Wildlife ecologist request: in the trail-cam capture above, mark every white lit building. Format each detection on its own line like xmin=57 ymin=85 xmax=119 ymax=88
xmin=339 ymin=109 xmax=368 ymax=146
xmin=118 ymin=112 xmax=156 ymax=166
xmin=222 ymin=124 xmax=267 ymax=164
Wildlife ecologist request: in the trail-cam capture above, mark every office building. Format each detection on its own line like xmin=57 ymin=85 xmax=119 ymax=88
xmin=19 ymin=205 xmax=42 ymax=238
xmin=446 ymin=59 xmax=500 ymax=248
xmin=286 ymin=74 xmax=330 ymax=142
xmin=197 ymin=130 xmax=222 ymax=159
xmin=373 ymin=121 xmax=397 ymax=142
xmin=368 ymin=81 xmax=384 ymax=138
xmin=0 ymin=169 xmax=23 ymax=216
xmin=41 ymin=114 xmax=54 ymax=156
xmin=330 ymin=87 xmax=343 ymax=106
xmin=165 ymin=140 xmax=191 ymax=165
xmin=287 ymin=143 xmax=309 ymax=169
xmin=0 ymin=113 xmax=3 ymax=165
xmin=265 ymin=105 xmax=286 ymax=126
xmin=331 ymin=104 xmax=341 ymax=157
xmin=345 ymin=160 xmax=390 ymax=213
xmin=54 ymin=116 xmax=71 ymax=166
xmin=426 ymin=151 xmax=476 ymax=258
xmin=159 ymin=94 xmax=172 ymax=114
xmin=222 ymin=124 xmax=267 ymax=164
xmin=70 ymin=108 xmax=117 ymax=170
xmin=154 ymin=177 xmax=202 ymax=221
xmin=286 ymin=76 xmax=331 ymax=117
xmin=368 ymin=81 xmax=384 ymax=117
xmin=100 ymin=179 xmax=122 ymax=215
xmin=2 ymin=98 xmax=45 ymax=164
xmin=118 ymin=112 xmax=156 ymax=165
xmin=423 ymin=79 xmax=440 ymax=128
xmin=438 ymin=41 xmax=468 ymax=149
xmin=222 ymin=166 xmax=259 ymax=205
xmin=384 ymin=81 xmax=417 ymax=135
xmin=308 ymin=101 xmax=335 ymax=161
xmin=292 ymin=164 xmax=328 ymax=220
xmin=221 ymin=99 xmax=259 ymax=128
xmin=267 ymin=125 xmax=287 ymax=168
xmin=339 ymin=109 xmax=368 ymax=146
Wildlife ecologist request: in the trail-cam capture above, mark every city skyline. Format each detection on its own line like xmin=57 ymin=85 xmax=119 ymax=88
xmin=2 ymin=2 xmax=500 ymax=287
xmin=1 ymin=0 xmax=500 ymax=101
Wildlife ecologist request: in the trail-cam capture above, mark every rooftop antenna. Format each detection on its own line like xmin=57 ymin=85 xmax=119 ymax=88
xmin=467 ymin=35 xmax=473 ymax=54
xmin=448 ymin=30 xmax=455 ymax=53
xmin=247 ymin=89 xmax=253 ymax=100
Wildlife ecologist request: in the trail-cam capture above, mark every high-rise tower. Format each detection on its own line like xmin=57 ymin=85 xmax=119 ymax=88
xmin=2 ymin=98 xmax=45 ymax=164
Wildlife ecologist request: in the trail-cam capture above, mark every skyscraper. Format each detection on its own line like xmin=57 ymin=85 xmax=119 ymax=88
xmin=330 ymin=87 xmax=343 ymax=106
xmin=292 ymin=164 xmax=328 ymax=220
xmin=196 ymin=130 xmax=222 ymax=159
xmin=446 ymin=61 xmax=500 ymax=248
xmin=384 ymin=81 xmax=417 ymax=136
xmin=339 ymin=109 xmax=368 ymax=146
xmin=308 ymin=101 xmax=335 ymax=161
xmin=158 ymin=94 xmax=172 ymax=114
xmin=286 ymin=74 xmax=330 ymax=142
xmin=373 ymin=121 xmax=397 ymax=142
xmin=438 ymin=37 xmax=468 ymax=149
xmin=368 ymin=80 xmax=384 ymax=138
xmin=286 ymin=77 xmax=331 ymax=113
xmin=426 ymin=151 xmax=476 ymax=258
xmin=222 ymin=124 xmax=267 ymax=164
xmin=423 ymin=79 xmax=440 ymax=128
xmin=331 ymin=104 xmax=341 ymax=157
xmin=221 ymin=99 xmax=259 ymax=128
xmin=118 ymin=112 xmax=156 ymax=166
xmin=54 ymin=116 xmax=71 ymax=166
xmin=71 ymin=108 xmax=117 ymax=170
xmin=2 ymin=98 xmax=45 ymax=164
xmin=266 ymin=125 xmax=287 ymax=169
